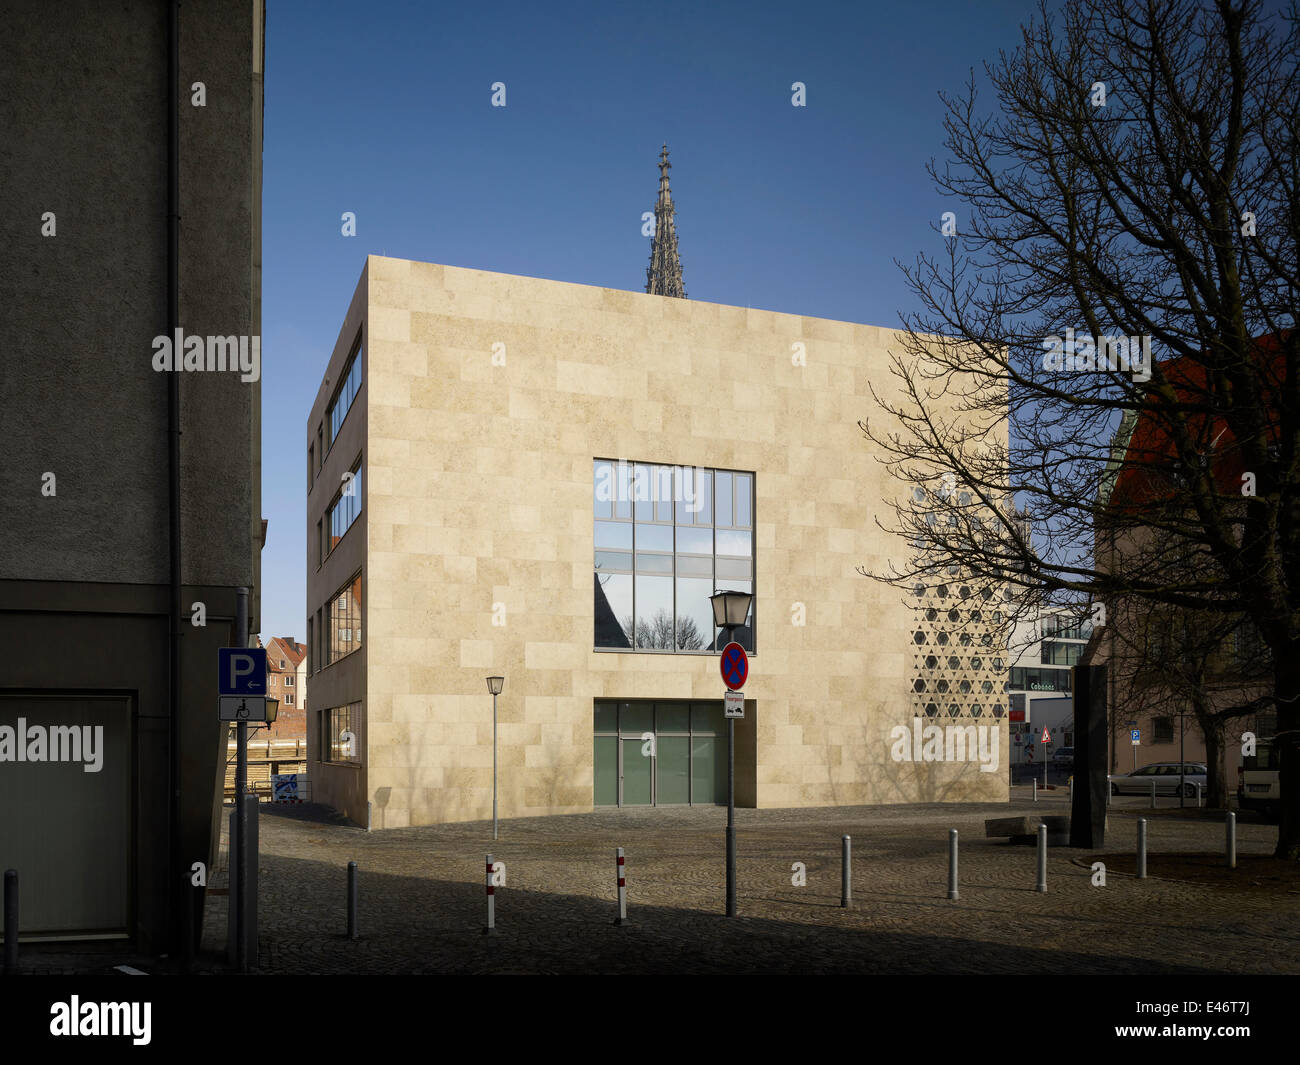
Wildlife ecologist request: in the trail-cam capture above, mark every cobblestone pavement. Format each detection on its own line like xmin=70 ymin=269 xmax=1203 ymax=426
xmin=18 ymin=787 xmax=1297 ymax=975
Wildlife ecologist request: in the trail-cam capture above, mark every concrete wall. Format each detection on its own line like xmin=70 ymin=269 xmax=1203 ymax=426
xmin=0 ymin=0 xmax=263 ymax=950
xmin=3 ymin=0 xmax=172 ymax=584
xmin=315 ymin=255 xmax=1008 ymax=829
xmin=2 ymin=0 xmax=262 ymax=596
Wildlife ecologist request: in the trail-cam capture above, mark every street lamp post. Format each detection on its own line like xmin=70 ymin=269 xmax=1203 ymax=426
xmin=486 ymin=676 xmax=504 ymax=839
xmin=709 ymin=589 xmax=753 ymax=919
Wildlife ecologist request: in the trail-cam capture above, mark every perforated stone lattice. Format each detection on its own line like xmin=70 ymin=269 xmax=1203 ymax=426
xmin=906 ymin=483 xmax=1012 ymax=719
xmin=908 ymin=578 xmax=1009 ymax=719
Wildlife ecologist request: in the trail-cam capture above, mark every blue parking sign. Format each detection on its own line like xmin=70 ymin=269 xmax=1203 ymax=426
xmin=1131 ymin=729 xmax=1141 ymax=742
xmin=219 ymin=647 xmax=267 ymax=696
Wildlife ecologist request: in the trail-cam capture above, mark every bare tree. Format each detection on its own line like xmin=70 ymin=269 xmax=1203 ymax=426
xmin=674 ymin=614 xmax=707 ymax=651
xmin=859 ymin=0 xmax=1300 ymax=855
xmin=620 ymin=609 xmax=707 ymax=651
xmin=1108 ymin=601 xmax=1273 ymax=806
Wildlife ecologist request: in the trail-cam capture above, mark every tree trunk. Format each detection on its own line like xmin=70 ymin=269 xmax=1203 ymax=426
xmin=1200 ymin=714 xmax=1229 ymax=809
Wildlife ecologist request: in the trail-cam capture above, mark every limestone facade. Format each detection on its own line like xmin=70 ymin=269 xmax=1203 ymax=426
xmin=306 ymin=255 xmax=1009 ymax=828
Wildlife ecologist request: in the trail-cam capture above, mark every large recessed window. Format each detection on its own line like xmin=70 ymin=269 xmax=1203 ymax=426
xmin=326 ymin=572 xmax=362 ymax=664
xmin=1042 ymin=616 xmax=1092 ymax=640
xmin=1040 ymin=640 xmax=1082 ymax=667
xmin=321 ymin=703 xmax=360 ymax=763
xmin=325 ymin=459 xmax=363 ymax=556
xmin=593 ymin=460 xmax=754 ymax=652
xmin=327 ymin=334 xmax=363 ymax=448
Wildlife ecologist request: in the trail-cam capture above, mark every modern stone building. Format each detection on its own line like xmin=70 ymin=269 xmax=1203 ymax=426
xmin=305 ymin=252 xmax=1010 ymax=828
xmin=1 ymin=0 xmax=264 ymax=949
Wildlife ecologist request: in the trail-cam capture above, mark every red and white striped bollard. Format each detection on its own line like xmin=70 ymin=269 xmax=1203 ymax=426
xmin=614 ymin=847 xmax=628 ymax=925
xmin=483 ymin=853 xmax=496 ymax=935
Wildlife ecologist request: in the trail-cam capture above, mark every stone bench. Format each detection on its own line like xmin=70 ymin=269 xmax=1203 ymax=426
xmin=984 ymin=815 xmax=1069 ymax=846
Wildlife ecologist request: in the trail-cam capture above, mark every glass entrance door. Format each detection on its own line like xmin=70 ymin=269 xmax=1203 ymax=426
xmin=595 ymin=700 xmax=728 ymax=807
xmin=594 ymin=735 xmax=618 ymax=806
xmin=620 ymin=738 xmax=653 ymax=805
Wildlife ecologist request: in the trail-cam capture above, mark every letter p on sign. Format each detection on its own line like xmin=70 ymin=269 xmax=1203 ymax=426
xmin=218 ymin=647 xmax=267 ymax=696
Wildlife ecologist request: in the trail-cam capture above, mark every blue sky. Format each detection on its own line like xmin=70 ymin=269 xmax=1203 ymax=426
xmin=258 ymin=0 xmax=1046 ymax=642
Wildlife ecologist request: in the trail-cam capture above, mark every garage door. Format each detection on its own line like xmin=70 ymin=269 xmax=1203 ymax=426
xmin=0 ymin=696 xmax=131 ymax=939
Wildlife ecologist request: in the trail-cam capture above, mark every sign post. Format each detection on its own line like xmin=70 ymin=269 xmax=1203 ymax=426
xmin=1131 ymin=728 xmax=1140 ymax=772
xmin=719 ymin=641 xmax=748 ymax=918
xmin=219 ymin=639 xmax=265 ymax=972
xmin=1040 ymin=726 xmax=1050 ymax=789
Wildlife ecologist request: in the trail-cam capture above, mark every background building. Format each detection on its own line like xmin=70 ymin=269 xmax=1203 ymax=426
xmin=264 ymin=636 xmax=307 ymax=739
xmin=0 ymin=0 xmax=264 ymax=950
xmin=1006 ymin=610 xmax=1089 ymax=774
xmin=1094 ymin=343 xmax=1283 ymax=798
xmin=305 ymin=254 xmax=1009 ymax=829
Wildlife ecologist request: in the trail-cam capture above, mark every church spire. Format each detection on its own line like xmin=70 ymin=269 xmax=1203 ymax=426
xmin=645 ymin=144 xmax=686 ymax=298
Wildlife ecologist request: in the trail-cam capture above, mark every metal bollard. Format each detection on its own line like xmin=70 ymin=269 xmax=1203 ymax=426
xmin=1196 ymin=782 xmax=1203 ymax=808
xmin=347 ymin=861 xmax=359 ymax=940
xmin=947 ymin=829 xmax=959 ymax=900
xmin=841 ymin=836 xmax=852 ymax=909
xmin=1036 ymin=824 xmax=1047 ymax=893
xmin=1136 ymin=819 xmax=1147 ymax=879
xmin=614 ymin=848 xmax=628 ymax=925
xmin=366 ymin=801 xmax=372 ymax=832
xmin=3 ymin=870 xmax=16 ymax=975
xmin=1150 ymin=779 xmax=1157 ymax=809
xmin=1069 ymin=778 xmax=1073 ymax=805
xmin=1226 ymin=812 xmax=1236 ymax=869
xmin=483 ymin=854 xmax=496 ymax=934
xmin=1033 ymin=778 xmax=1037 ymax=803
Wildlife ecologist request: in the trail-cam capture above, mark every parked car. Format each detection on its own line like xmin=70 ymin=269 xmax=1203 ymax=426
xmin=1239 ymin=737 xmax=1280 ymax=816
xmin=1051 ymin=746 xmax=1074 ymax=766
xmin=1108 ymin=762 xmax=1207 ymax=797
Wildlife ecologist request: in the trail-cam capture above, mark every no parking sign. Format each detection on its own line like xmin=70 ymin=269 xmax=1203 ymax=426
xmin=720 ymin=642 xmax=748 ymax=689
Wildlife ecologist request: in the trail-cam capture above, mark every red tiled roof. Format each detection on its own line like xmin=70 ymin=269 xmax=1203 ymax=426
xmin=1106 ymin=332 xmax=1289 ymax=511
xmin=265 ymin=637 xmax=306 ymax=670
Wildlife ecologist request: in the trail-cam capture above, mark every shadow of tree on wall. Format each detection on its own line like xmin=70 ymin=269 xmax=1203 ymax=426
xmin=815 ymin=706 xmax=1010 ymax=807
